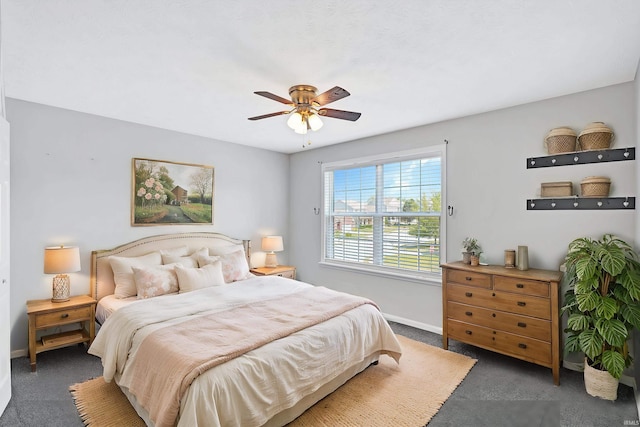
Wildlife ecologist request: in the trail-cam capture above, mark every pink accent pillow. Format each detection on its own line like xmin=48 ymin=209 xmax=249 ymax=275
xmin=218 ymin=249 xmax=250 ymax=283
xmin=132 ymin=264 xmax=180 ymax=299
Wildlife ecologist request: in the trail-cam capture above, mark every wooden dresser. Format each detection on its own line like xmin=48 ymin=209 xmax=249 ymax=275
xmin=441 ymin=262 xmax=563 ymax=385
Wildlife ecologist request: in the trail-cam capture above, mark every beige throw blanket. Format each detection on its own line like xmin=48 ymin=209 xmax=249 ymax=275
xmin=127 ymin=286 xmax=378 ymax=427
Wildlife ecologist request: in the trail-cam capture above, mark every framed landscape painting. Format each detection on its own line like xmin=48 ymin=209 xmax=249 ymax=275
xmin=131 ymin=158 xmax=214 ymax=226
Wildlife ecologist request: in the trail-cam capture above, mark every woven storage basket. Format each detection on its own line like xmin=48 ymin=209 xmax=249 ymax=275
xmin=584 ymin=359 xmax=618 ymax=400
xmin=541 ymin=182 xmax=573 ymax=197
xmin=544 ymin=127 xmax=577 ymax=154
xmin=580 ymin=176 xmax=611 ymax=197
xmin=578 ymin=122 xmax=614 ymax=151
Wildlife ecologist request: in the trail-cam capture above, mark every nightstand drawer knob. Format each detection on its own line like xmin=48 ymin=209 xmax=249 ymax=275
xmin=517 ymin=322 xmax=527 ymax=328
xmin=465 ymin=311 xmax=472 ymax=316
xmin=465 ymin=276 xmax=472 ymax=281
xmin=517 ymin=301 xmax=526 ymax=307
xmin=518 ymin=343 xmax=527 ymax=349
xmin=465 ymin=292 xmax=472 ymax=297
xmin=516 ymin=283 xmax=524 ymax=288
xmin=60 ymin=313 xmax=69 ymax=319
xmin=465 ymin=330 xmax=472 ymax=335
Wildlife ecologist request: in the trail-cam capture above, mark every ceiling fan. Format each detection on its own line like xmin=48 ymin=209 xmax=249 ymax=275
xmin=248 ymin=85 xmax=361 ymax=134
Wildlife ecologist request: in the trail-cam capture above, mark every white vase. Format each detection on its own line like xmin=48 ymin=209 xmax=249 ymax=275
xmin=583 ymin=358 xmax=618 ymax=401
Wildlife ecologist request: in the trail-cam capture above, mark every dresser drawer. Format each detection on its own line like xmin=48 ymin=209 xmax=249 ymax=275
xmin=447 ymin=319 xmax=552 ymax=365
xmin=447 ymin=269 xmax=491 ymax=289
xmin=35 ymin=306 xmax=92 ymax=328
xmin=447 ymin=301 xmax=551 ymax=341
xmin=447 ymin=284 xmax=551 ymax=320
xmin=494 ymin=276 xmax=549 ymax=297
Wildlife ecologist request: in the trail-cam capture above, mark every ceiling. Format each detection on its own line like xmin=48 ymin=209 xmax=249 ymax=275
xmin=2 ymin=1 xmax=640 ymax=154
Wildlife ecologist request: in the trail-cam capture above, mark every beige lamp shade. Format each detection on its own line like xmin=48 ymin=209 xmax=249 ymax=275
xmin=262 ymin=236 xmax=283 ymax=268
xmin=44 ymin=246 xmax=81 ymax=302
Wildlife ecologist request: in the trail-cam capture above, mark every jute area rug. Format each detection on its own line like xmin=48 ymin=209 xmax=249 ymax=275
xmin=70 ymin=335 xmax=476 ymax=427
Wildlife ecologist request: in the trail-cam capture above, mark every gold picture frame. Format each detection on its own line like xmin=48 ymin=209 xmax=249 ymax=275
xmin=131 ymin=158 xmax=214 ymax=226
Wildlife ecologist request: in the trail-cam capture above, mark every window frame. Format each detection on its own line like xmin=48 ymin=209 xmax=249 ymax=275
xmin=320 ymin=145 xmax=447 ymax=285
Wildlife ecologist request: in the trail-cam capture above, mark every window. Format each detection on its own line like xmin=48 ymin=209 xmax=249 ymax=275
xmin=322 ymin=146 xmax=446 ymax=281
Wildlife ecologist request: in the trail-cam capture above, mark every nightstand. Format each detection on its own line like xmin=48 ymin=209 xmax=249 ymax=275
xmin=250 ymin=265 xmax=296 ymax=280
xmin=26 ymin=295 xmax=97 ymax=372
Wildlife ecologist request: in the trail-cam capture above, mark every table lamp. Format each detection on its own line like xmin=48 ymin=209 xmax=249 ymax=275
xmin=44 ymin=246 xmax=81 ymax=302
xmin=261 ymin=236 xmax=283 ymax=268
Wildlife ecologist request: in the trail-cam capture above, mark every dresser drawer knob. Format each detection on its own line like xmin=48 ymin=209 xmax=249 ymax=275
xmin=518 ymin=343 xmax=527 ymax=349
xmin=517 ymin=301 xmax=526 ymax=307
xmin=516 ymin=283 xmax=524 ymax=288
xmin=465 ymin=330 xmax=473 ymax=335
xmin=465 ymin=276 xmax=472 ymax=281
xmin=465 ymin=311 xmax=473 ymax=316
xmin=517 ymin=322 xmax=527 ymax=328
xmin=60 ymin=313 xmax=69 ymax=319
xmin=465 ymin=292 xmax=473 ymax=297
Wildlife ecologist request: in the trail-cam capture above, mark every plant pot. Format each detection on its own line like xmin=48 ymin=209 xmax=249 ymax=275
xmin=462 ymin=252 xmax=472 ymax=264
xmin=584 ymin=358 xmax=619 ymax=401
xmin=470 ymin=255 xmax=480 ymax=266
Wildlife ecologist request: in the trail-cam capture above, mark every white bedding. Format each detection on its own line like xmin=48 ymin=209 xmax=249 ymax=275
xmin=89 ymin=276 xmax=402 ymax=427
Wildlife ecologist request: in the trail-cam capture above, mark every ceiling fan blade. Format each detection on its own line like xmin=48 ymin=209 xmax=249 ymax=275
xmin=312 ymin=86 xmax=350 ymax=106
xmin=254 ymin=91 xmax=294 ymax=105
xmin=318 ymin=108 xmax=361 ymax=121
xmin=248 ymin=111 xmax=289 ymax=121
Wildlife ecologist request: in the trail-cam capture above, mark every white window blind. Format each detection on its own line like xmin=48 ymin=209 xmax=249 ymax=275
xmin=322 ymin=146 xmax=445 ymax=279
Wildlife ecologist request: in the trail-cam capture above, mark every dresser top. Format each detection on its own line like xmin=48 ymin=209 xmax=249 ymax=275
xmin=441 ymin=261 xmax=563 ymax=282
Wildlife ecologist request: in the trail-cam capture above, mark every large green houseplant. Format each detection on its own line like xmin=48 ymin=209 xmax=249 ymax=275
xmin=562 ymin=234 xmax=640 ymax=398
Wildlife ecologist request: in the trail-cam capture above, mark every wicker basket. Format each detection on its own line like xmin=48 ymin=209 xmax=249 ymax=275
xmin=544 ymin=127 xmax=577 ymax=154
xmin=541 ymin=182 xmax=573 ymax=197
xmin=584 ymin=359 xmax=618 ymax=400
xmin=578 ymin=122 xmax=614 ymax=151
xmin=580 ymin=176 xmax=611 ymax=197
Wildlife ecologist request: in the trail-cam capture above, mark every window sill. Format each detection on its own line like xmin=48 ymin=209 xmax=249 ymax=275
xmin=318 ymin=261 xmax=442 ymax=286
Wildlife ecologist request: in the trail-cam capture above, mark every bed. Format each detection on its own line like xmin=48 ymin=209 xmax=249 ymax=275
xmin=87 ymin=232 xmax=402 ymax=427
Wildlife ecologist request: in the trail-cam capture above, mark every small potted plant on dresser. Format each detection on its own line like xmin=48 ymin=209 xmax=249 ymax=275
xmin=462 ymin=238 xmax=480 ymax=265
xmin=562 ymin=234 xmax=640 ymax=400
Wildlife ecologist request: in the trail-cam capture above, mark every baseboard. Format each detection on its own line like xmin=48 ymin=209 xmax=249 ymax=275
xmin=11 ymin=348 xmax=27 ymax=359
xmin=383 ymin=313 xmax=442 ymax=335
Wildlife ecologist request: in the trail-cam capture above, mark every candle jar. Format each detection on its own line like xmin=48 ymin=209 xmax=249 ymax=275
xmin=504 ymin=250 xmax=516 ymax=268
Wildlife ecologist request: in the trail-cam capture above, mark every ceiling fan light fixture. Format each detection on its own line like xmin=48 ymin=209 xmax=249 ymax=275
xmin=294 ymin=124 xmax=308 ymax=134
xmin=287 ymin=112 xmax=303 ymax=130
xmin=307 ymin=113 xmax=323 ymax=131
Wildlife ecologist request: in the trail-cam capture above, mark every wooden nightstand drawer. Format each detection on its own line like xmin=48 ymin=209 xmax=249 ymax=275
xmin=35 ymin=306 xmax=92 ymax=328
xmin=250 ymin=265 xmax=296 ymax=280
xmin=275 ymin=269 xmax=295 ymax=279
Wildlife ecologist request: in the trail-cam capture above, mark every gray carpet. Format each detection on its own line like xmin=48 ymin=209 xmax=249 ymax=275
xmin=0 ymin=321 xmax=637 ymax=426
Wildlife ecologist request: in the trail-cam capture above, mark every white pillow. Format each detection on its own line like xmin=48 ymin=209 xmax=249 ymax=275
xmin=132 ymin=264 xmax=180 ymax=299
xmin=176 ymin=262 xmax=225 ymax=293
xmin=160 ymin=246 xmax=189 ymax=258
xmin=197 ymin=253 xmax=220 ymax=268
xmin=109 ymin=252 xmax=162 ymax=298
xmin=218 ymin=249 xmax=251 ymax=283
xmin=162 ymin=247 xmax=208 ymax=268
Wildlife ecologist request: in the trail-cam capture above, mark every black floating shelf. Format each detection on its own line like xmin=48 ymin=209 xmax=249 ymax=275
xmin=526 ymin=197 xmax=635 ymax=210
xmin=526 ymin=147 xmax=635 ymax=168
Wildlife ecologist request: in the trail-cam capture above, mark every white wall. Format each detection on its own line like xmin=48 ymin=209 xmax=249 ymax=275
xmin=289 ymin=82 xmax=637 ymax=331
xmin=7 ymin=99 xmax=290 ymax=353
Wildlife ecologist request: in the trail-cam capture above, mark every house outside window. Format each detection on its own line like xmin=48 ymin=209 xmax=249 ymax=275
xmin=321 ymin=146 xmax=446 ymax=282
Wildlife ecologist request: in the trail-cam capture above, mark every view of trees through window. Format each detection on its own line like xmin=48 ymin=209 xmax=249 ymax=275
xmin=323 ymin=153 xmax=442 ymax=274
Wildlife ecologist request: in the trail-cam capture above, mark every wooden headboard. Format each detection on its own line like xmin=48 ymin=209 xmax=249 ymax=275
xmin=90 ymin=232 xmax=251 ymax=302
